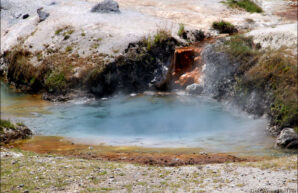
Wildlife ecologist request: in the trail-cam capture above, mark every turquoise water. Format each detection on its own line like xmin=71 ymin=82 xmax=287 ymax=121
xmin=1 ymin=82 xmax=277 ymax=154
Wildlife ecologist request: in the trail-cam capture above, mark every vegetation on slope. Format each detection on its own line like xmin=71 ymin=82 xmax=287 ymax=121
xmin=223 ymin=0 xmax=263 ymax=13
xmin=219 ymin=35 xmax=297 ymax=129
xmin=212 ymin=21 xmax=238 ymax=34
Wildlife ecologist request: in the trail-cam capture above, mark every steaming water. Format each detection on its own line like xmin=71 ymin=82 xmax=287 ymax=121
xmin=2 ymin=83 xmax=280 ymax=155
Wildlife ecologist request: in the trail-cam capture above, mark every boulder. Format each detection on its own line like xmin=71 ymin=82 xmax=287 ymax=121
xmin=186 ymin=83 xmax=203 ymax=95
xmin=37 ymin=8 xmax=49 ymax=22
xmin=91 ymin=0 xmax=120 ymax=13
xmin=276 ymin=128 xmax=298 ymax=148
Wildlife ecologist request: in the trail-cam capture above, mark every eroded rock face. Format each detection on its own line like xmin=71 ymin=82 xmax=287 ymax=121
xmin=85 ymin=37 xmax=179 ymax=96
xmin=91 ymin=0 xmax=120 ymax=13
xmin=276 ymin=128 xmax=298 ymax=148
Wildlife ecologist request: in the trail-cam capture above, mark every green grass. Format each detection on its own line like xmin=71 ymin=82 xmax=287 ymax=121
xmin=223 ymin=0 xmax=263 ymax=13
xmin=45 ymin=71 xmax=67 ymax=93
xmin=221 ymin=35 xmax=257 ymax=57
xmin=178 ymin=23 xmax=185 ymax=37
xmin=212 ymin=20 xmax=237 ymax=34
xmin=143 ymin=29 xmax=172 ymax=50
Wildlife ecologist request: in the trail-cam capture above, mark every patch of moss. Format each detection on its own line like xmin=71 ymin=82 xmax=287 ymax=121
xmin=223 ymin=0 xmax=263 ymax=13
xmin=45 ymin=71 xmax=67 ymax=93
xmin=212 ymin=20 xmax=238 ymax=34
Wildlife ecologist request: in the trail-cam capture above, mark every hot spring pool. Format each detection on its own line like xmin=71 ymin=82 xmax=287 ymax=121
xmin=2 ymin=82 xmax=277 ymax=155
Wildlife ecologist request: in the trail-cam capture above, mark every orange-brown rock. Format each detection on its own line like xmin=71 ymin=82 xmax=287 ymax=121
xmin=175 ymin=67 xmax=200 ymax=86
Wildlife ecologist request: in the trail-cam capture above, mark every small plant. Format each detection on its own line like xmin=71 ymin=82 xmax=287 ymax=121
xmin=55 ymin=28 xmax=63 ymax=35
xmin=63 ymin=29 xmax=74 ymax=36
xmin=212 ymin=20 xmax=238 ymax=34
xmin=96 ymin=37 xmax=103 ymax=42
xmin=223 ymin=0 xmax=263 ymax=13
xmin=81 ymin=32 xmax=86 ymax=36
xmin=142 ymin=29 xmax=171 ymax=50
xmin=178 ymin=23 xmax=185 ymax=37
xmin=153 ymin=29 xmax=171 ymax=44
xmin=65 ymin=46 xmax=73 ymax=53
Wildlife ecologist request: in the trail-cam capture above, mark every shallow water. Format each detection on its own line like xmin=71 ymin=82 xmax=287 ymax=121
xmin=1 ymin=82 xmax=281 ymax=156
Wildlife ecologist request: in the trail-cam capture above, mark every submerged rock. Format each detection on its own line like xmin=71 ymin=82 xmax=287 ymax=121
xmin=37 ymin=8 xmax=49 ymax=22
xmin=91 ymin=0 xmax=120 ymax=13
xmin=276 ymin=128 xmax=298 ymax=148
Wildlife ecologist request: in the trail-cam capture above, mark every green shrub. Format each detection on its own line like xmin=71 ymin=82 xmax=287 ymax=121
xmin=212 ymin=20 xmax=238 ymax=34
xmin=223 ymin=0 xmax=263 ymax=13
xmin=178 ymin=23 xmax=185 ymax=37
xmin=45 ymin=71 xmax=67 ymax=93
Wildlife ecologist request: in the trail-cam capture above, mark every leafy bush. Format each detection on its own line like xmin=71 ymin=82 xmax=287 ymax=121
xmin=223 ymin=0 xmax=263 ymax=13
xmin=212 ymin=20 xmax=238 ymax=34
